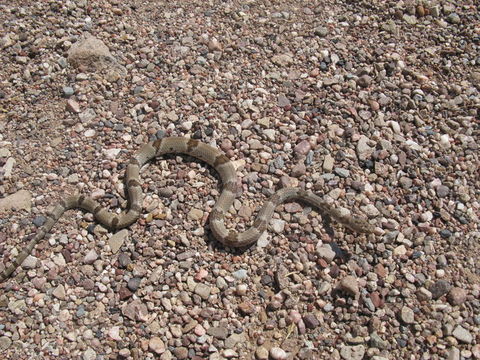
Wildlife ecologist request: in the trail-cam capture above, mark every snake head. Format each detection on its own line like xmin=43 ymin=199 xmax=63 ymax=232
xmin=345 ymin=217 xmax=376 ymax=234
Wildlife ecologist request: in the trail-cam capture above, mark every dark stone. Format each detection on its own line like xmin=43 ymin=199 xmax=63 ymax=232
xmin=119 ymin=287 xmax=133 ymax=300
xmin=118 ymin=253 xmax=132 ymax=268
xmin=429 ymin=280 xmax=452 ymax=299
xmin=127 ymin=277 xmax=141 ymax=292
xmin=303 ymin=314 xmax=320 ymax=329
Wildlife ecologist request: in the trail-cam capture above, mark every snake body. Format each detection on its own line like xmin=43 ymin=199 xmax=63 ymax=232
xmin=0 ymin=137 xmax=374 ymax=282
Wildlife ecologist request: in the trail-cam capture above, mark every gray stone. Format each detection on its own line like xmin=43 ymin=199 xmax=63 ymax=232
xmin=429 ymin=280 xmax=452 ymax=299
xmin=68 ymin=35 xmax=114 ymax=70
xmin=338 ymin=276 xmax=359 ymax=297
xmin=277 ymin=94 xmax=290 ymax=107
xmin=400 ymin=306 xmax=415 ymax=324
xmin=194 ymin=283 xmax=211 ymax=300
xmin=207 ymin=326 xmax=228 ymax=340
xmin=232 ymin=269 xmax=248 ymax=280
xmin=271 ymin=219 xmax=285 ymax=233
xmin=334 ymin=168 xmax=350 ymax=178
xmin=316 ymin=244 xmax=336 ymax=263
xmin=270 ymin=347 xmax=288 ymax=360
xmin=271 ymin=54 xmax=293 ymax=67
xmin=21 ymin=255 xmax=38 ymax=269
xmin=314 ymin=26 xmax=328 ymax=37
xmin=452 ymin=325 xmax=473 ymax=344
xmin=0 ymin=190 xmax=32 ymax=212
xmin=109 ymin=229 xmax=128 ymax=253
xmin=340 ymin=345 xmax=365 ymax=360
xmin=62 ymin=86 xmax=74 ymax=97
xmin=224 ymin=333 xmax=246 ymax=349
xmin=52 ymin=284 xmax=66 ymax=300
xmin=84 ymin=249 xmax=98 ymax=264
xmin=83 ymin=348 xmax=96 ymax=360
xmin=323 ymin=154 xmax=334 ymax=172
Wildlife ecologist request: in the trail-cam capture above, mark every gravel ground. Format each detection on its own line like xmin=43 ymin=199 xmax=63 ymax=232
xmin=0 ymin=0 xmax=479 ymax=359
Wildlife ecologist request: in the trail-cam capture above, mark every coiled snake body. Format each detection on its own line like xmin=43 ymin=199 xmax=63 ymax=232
xmin=0 ymin=137 xmax=374 ymax=282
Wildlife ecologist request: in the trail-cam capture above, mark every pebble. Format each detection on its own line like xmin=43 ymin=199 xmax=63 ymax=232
xmin=256 ymin=347 xmax=269 ymax=359
xmin=21 ymin=255 xmax=38 ymax=269
xmin=447 ymin=287 xmax=467 ymax=305
xmin=83 ymin=348 xmax=96 ymax=360
xmin=269 ymin=347 xmax=287 ymax=360
xmin=338 ymin=276 xmax=359 ymax=297
xmin=66 ymin=99 xmax=80 ymax=113
xmin=340 ymin=345 xmax=365 ymax=360
xmin=83 ymin=249 xmax=98 ymax=264
xmin=316 ymin=244 xmax=336 ymax=263
xmin=233 ymin=269 xmax=248 ymax=280
xmin=194 ymin=283 xmax=211 ymax=300
xmin=271 ymin=219 xmax=286 ymax=233
xmin=109 ymin=229 xmax=128 ymax=253
xmin=429 ymin=280 xmax=452 ymax=299
xmin=400 ymin=306 xmax=415 ymax=324
xmin=452 ymin=326 xmax=473 ymax=344
xmin=62 ymin=86 xmax=74 ymax=97
xmin=149 ymin=337 xmax=165 ymax=354
xmin=52 ymin=284 xmax=66 ymax=300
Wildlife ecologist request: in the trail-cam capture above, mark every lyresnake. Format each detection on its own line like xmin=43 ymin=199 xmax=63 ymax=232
xmin=0 ymin=137 xmax=374 ymax=282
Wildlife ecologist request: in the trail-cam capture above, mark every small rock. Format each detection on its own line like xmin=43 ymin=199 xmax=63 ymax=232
xmin=0 ymin=190 xmax=32 ymax=212
xmin=314 ymin=26 xmax=328 ymax=37
xmin=127 ymin=277 xmax=141 ymax=292
xmin=452 ymin=325 xmax=473 ymax=344
xmin=334 ymin=168 xmax=350 ymax=178
xmin=277 ymin=94 xmax=290 ymax=107
xmin=270 ymin=347 xmax=287 ymax=360
xmin=323 ymin=154 xmax=334 ymax=172
xmin=109 ymin=229 xmax=128 ymax=253
xmin=83 ymin=348 xmax=96 ymax=360
xmin=340 ymin=345 xmax=365 ymax=360
xmin=84 ymin=249 xmax=98 ymax=264
xmin=303 ymin=314 xmax=320 ymax=329
xmin=66 ymin=99 xmax=80 ymax=113
xmin=400 ymin=306 xmax=415 ymax=324
xmin=356 ymin=75 xmax=372 ymax=88
xmin=232 ymin=269 xmax=248 ymax=280
xmin=52 ymin=284 xmax=66 ymax=300
xmin=316 ymin=244 xmax=336 ymax=263
xmin=271 ymin=54 xmax=293 ymax=67
xmin=429 ymin=280 xmax=452 ymax=299
xmin=208 ymin=38 xmax=222 ymax=51
xmin=238 ymin=301 xmax=255 ymax=315
xmin=338 ymin=276 xmax=359 ymax=297
xmin=62 ymin=87 xmax=74 ymax=97
xmin=207 ymin=326 xmax=228 ymax=340
xmin=256 ymin=346 xmax=269 ymax=360
xmin=188 ymin=208 xmax=203 ymax=221
xmin=447 ymin=287 xmax=467 ymax=305
xmin=294 ymin=140 xmax=311 ymax=156
xmin=173 ymin=347 xmax=188 ymax=359
xmin=21 ymin=255 xmax=38 ymax=269
xmin=291 ymin=163 xmax=306 ymax=177
xmin=447 ymin=13 xmax=461 ymax=24
xmin=149 ymin=336 xmax=165 ymax=354
xmin=194 ymin=283 xmax=211 ymax=300
xmin=271 ymin=219 xmax=285 ymax=233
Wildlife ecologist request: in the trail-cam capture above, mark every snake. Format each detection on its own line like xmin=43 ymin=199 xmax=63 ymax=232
xmin=0 ymin=137 xmax=375 ymax=282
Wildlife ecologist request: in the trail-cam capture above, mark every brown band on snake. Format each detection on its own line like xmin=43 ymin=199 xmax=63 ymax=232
xmin=0 ymin=136 xmax=374 ymax=282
